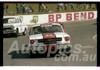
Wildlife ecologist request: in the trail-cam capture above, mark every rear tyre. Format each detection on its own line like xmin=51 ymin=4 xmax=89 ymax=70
xmin=65 ymin=47 xmax=71 ymax=56
xmin=29 ymin=50 xmax=33 ymax=58
xmin=59 ymin=47 xmax=71 ymax=57
xmin=23 ymin=28 xmax=26 ymax=35
xmin=66 ymin=52 xmax=71 ymax=56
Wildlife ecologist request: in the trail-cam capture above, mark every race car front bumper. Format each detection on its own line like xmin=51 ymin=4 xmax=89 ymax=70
xmin=29 ymin=43 xmax=71 ymax=54
xmin=3 ymin=30 xmax=16 ymax=35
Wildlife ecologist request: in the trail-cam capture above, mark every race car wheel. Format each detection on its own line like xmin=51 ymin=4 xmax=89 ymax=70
xmin=15 ymin=29 xmax=19 ymax=37
xmin=66 ymin=46 xmax=71 ymax=51
xmin=66 ymin=52 xmax=71 ymax=56
xmin=23 ymin=28 xmax=26 ymax=35
xmin=29 ymin=50 xmax=33 ymax=58
xmin=59 ymin=47 xmax=71 ymax=57
xmin=65 ymin=47 xmax=71 ymax=56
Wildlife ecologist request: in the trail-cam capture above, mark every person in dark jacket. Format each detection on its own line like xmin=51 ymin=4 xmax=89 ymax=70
xmin=16 ymin=3 xmax=19 ymax=14
xmin=70 ymin=3 xmax=74 ymax=10
xmin=64 ymin=3 xmax=67 ymax=11
xmin=6 ymin=5 xmax=9 ymax=15
xmin=38 ymin=3 xmax=42 ymax=12
xmin=20 ymin=5 xmax=23 ymax=14
xmin=29 ymin=5 xmax=34 ymax=12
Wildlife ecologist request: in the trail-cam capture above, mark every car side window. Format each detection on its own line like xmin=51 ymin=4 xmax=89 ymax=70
xmin=16 ymin=18 xmax=19 ymax=23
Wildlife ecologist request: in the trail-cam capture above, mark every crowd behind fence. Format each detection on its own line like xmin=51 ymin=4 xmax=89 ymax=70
xmin=4 ymin=3 xmax=97 ymax=15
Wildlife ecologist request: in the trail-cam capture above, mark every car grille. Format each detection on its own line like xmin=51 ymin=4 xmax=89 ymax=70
xmin=38 ymin=38 xmax=62 ymax=43
xmin=3 ymin=28 xmax=12 ymax=31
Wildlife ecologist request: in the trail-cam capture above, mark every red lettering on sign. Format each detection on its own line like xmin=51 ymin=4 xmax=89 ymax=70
xmin=66 ymin=13 xmax=72 ymax=21
xmin=81 ymin=12 xmax=87 ymax=20
xmin=74 ymin=13 xmax=79 ymax=20
xmin=88 ymin=12 xmax=94 ymax=19
xmin=56 ymin=14 xmax=61 ymax=22
xmin=49 ymin=15 xmax=54 ymax=22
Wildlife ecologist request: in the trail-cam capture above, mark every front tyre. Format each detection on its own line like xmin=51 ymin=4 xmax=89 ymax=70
xmin=15 ymin=29 xmax=19 ymax=37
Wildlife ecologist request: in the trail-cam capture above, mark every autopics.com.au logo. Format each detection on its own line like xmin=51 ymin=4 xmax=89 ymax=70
xmin=7 ymin=40 xmax=96 ymax=62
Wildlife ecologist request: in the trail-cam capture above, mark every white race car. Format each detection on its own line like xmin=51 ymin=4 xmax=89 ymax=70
xmin=3 ymin=17 xmax=28 ymax=37
xmin=28 ymin=22 xmax=71 ymax=57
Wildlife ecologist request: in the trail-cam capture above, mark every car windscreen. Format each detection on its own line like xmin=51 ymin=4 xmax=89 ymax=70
xmin=31 ymin=25 xmax=63 ymax=35
xmin=3 ymin=18 xmax=16 ymax=24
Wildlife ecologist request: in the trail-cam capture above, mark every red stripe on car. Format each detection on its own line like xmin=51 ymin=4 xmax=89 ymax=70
xmin=43 ymin=33 xmax=56 ymax=39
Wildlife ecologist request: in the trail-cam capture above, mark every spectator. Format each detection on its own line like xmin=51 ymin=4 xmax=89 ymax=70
xmin=76 ymin=3 xmax=79 ymax=10
xmin=89 ymin=3 xmax=91 ymax=9
xmin=64 ymin=3 xmax=67 ymax=11
xmin=80 ymin=3 xmax=83 ymax=9
xmin=6 ymin=5 xmax=9 ymax=15
xmin=57 ymin=3 xmax=64 ymax=11
xmin=20 ymin=5 xmax=23 ymax=14
xmin=16 ymin=3 xmax=19 ymax=14
xmin=25 ymin=6 xmax=28 ymax=14
xmin=76 ymin=3 xmax=82 ymax=10
xmin=86 ymin=3 xmax=88 ymax=9
xmin=88 ymin=3 xmax=92 ymax=9
xmin=29 ymin=5 xmax=34 ymax=12
xmin=82 ymin=3 xmax=88 ymax=10
xmin=70 ymin=3 xmax=74 ymax=10
xmin=38 ymin=3 xmax=42 ymax=12
xmin=59 ymin=3 xmax=63 ymax=11
xmin=22 ymin=3 xmax=26 ymax=13
xmin=41 ymin=3 xmax=51 ymax=13
xmin=25 ymin=6 xmax=33 ymax=14
xmin=83 ymin=3 xmax=86 ymax=10
xmin=57 ymin=3 xmax=60 ymax=11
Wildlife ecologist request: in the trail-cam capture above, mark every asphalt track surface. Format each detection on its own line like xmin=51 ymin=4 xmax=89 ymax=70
xmin=3 ymin=20 xmax=97 ymax=66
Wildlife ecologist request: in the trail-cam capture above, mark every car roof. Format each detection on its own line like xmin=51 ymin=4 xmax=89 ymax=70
xmin=3 ymin=17 xmax=16 ymax=19
xmin=31 ymin=22 xmax=63 ymax=27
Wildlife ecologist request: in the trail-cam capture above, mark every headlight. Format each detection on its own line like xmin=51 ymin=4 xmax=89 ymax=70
xmin=11 ymin=26 xmax=14 ymax=29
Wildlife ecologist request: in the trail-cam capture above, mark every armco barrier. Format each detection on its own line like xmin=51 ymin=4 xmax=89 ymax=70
xmin=4 ymin=11 xmax=97 ymax=24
